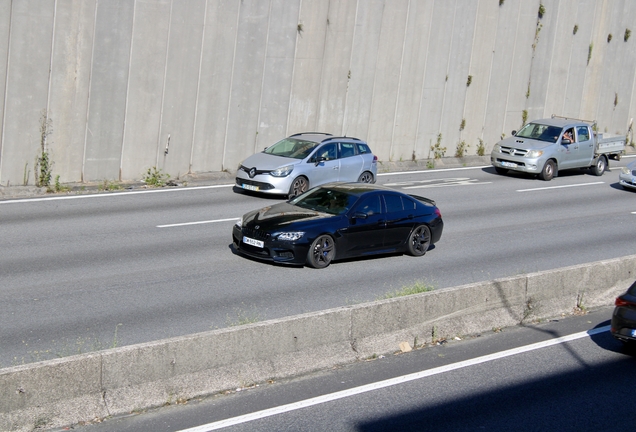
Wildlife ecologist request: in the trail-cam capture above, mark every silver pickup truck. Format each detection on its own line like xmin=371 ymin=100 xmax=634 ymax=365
xmin=491 ymin=116 xmax=626 ymax=181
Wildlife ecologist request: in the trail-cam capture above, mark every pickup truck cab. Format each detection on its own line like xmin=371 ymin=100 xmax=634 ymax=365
xmin=491 ymin=116 xmax=625 ymax=181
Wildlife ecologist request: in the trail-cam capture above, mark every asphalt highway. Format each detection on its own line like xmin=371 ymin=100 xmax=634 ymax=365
xmin=1 ymin=157 xmax=635 ymax=369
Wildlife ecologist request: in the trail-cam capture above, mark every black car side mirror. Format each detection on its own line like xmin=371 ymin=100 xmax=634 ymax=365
xmin=314 ymin=157 xmax=326 ymax=166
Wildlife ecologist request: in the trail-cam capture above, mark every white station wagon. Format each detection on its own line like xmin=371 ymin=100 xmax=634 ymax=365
xmin=236 ymin=133 xmax=378 ymax=198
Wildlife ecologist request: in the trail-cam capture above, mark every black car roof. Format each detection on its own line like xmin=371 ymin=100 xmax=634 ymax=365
xmin=317 ymin=182 xmax=436 ymax=206
xmin=319 ymin=182 xmax=399 ymax=196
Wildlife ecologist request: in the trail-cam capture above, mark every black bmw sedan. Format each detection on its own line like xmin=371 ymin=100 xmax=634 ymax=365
xmin=232 ymin=182 xmax=443 ymax=268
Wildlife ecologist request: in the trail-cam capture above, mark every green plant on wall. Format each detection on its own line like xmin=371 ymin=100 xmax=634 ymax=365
xmin=573 ymin=24 xmax=578 ymax=35
xmin=538 ymin=4 xmax=545 ymax=19
xmin=476 ymin=138 xmax=486 ymax=156
xmin=454 ymin=140 xmax=469 ymax=158
xmin=587 ymin=43 xmax=593 ymax=64
xmin=607 ymin=33 xmax=613 ymax=43
xmin=466 ymin=75 xmax=472 ymax=87
xmin=142 ymin=167 xmax=170 ymax=187
xmin=459 ymin=118 xmax=466 ymax=131
xmin=36 ymin=110 xmax=53 ymax=190
xmin=430 ymin=133 xmax=446 ymax=159
xmin=625 ymin=29 xmax=631 ymax=41
xmin=522 ymin=109 xmax=528 ymax=126
xmin=614 ymin=93 xmax=618 ymax=108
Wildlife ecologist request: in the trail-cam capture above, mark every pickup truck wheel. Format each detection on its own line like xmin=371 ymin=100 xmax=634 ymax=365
xmin=592 ymin=156 xmax=607 ymax=176
xmin=495 ymin=167 xmax=508 ymax=175
xmin=539 ymin=160 xmax=556 ymax=181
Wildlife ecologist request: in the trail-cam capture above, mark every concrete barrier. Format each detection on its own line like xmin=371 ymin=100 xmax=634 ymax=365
xmin=2 ymin=255 xmax=635 ymax=431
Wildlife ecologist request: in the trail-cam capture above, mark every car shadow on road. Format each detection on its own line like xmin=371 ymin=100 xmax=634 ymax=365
xmin=232 ymin=186 xmax=289 ymax=201
xmin=481 ymin=165 xmax=613 ymax=181
xmin=353 ymin=353 xmax=635 ymax=432
xmin=228 ymin=243 xmax=437 ymax=269
xmin=354 ymin=319 xmax=635 ymax=432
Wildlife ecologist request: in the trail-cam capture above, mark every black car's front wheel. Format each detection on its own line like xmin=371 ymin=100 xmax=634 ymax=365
xmin=407 ymin=225 xmax=431 ymax=257
xmin=307 ymin=235 xmax=335 ymax=268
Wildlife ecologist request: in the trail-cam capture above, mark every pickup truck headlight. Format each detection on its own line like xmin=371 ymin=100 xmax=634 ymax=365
xmin=493 ymin=144 xmax=501 ymax=153
xmin=276 ymin=232 xmax=304 ymax=241
xmin=271 ymin=165 xmax=294 ymax=177
xmin=526 ymin=150 xmax=543 ymax=158
xmin=622 ymin=167 xmax=631 ymax=175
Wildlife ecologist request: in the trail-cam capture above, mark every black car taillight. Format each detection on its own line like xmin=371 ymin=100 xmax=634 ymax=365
xmin=615 ymin=297 xmax=636 ymax=307
xmin=435 ymin=208 xmax=442 ymax=218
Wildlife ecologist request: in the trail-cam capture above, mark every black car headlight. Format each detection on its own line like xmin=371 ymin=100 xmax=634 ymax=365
xmin=276 ymin=232 xmax=304 ymax=241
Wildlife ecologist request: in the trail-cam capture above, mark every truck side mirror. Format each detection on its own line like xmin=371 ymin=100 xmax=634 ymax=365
xmin=561 ymin=138 xmax=571 ymax=144
xmin=511 ymin=130 xmax=517 ymax=136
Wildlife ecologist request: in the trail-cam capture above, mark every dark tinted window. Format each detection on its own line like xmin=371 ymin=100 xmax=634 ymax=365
xmin=628 ymin=280 xmax=636 ymax=295
xmin=291 ymin=187 xmax=357 ymax=215
xmin=402 ymin=196 xmax=417 ymax=210
xmin=354 ymin=195 xmax=382 ymax=216
xmin=384 ymin=194 xmax=404 ymax=213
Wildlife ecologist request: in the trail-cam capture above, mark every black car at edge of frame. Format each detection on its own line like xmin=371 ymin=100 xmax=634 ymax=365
xmin=611 ymin=280 xmax=636 ymax=345
xmin=232 ymin=182 xmax=443 ymax=268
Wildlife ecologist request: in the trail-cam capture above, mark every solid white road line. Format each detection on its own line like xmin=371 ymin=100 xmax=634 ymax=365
xmin=0 ymin=184 xmax=235 ymax=204
xmin=517 ymin=181 xmax=605 ymax=192
xmin=157 ymin=218 xmax=239 ymax=228
xmin=377 ymin=165 xmax=491 ymax=176
xmin=176 ymin=326 xmax=610 ymax=432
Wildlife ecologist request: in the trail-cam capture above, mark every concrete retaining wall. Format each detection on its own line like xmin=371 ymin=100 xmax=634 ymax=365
xmin=1 ymin=0 xmax=635 ymax=186
xmin=1 ymin=254 xmax=634 ymax=431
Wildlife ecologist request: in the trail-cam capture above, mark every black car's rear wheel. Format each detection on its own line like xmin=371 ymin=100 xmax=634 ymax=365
xmin=288 ymin=176 xmax=309 ymax=198
xmin=407 ymin=225 xmax=431 ymax=257
xmin=307 ymin=235 xmax=335 ymax=268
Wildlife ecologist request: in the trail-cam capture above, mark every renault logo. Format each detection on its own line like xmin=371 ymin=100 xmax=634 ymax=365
xmin=249 ymin=168 xmax=257 ymax=178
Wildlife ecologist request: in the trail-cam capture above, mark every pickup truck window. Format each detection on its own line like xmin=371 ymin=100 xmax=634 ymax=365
xmin=516 ymin=123 xmax=562 ymax=143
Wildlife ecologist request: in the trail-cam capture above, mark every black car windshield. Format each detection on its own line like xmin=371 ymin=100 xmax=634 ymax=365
xmin=515 ymin=123 xmax=562 ymax=143
xmin=264 ymin=138 xmax=319 ymax=160
xmin=290 ymin=187 xmax=358 ymax=215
